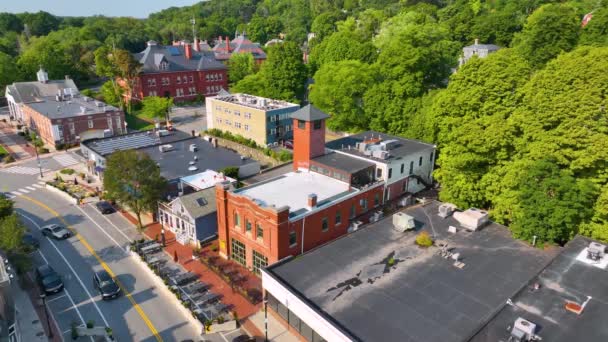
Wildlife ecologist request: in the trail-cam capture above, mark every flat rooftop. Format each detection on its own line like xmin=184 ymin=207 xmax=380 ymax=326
xmin=325 ymin=131 xmax=435 ymax=163
xmin=84 ymin=130 xmax=192 ymax=156
xmin=141 ymin=136 xmax=256 ymax=181
xmin=312 ymin=152 xmax=374 ymax=174
xmin=213 ymin=93 xmax=299 ymax=111
xmin=25 ymin=95 xmax=120 ymax=119
xmin=266 ymin=201 xmax=559 ymax=342
xmin=471 ymin=235 xmax=608 ymax=342
xmin=234 ymin=170 xmax=354 ymax=218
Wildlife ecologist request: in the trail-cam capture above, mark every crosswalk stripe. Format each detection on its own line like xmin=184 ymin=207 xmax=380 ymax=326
xmin=32 ymin=184 xmax=43 ymax=188
xmin=11 ymin=191 xmax=22 ymax=196
xmin=18 ymin=188 xmax=29 ymax=193
xmin=37 ymin=181 xmax=46 ymax=185
xmin=26 ymin=186 xmax=36 ymax=191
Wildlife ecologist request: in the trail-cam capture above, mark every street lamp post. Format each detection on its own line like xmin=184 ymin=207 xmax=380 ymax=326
xmin=264 ymin=292 xmax=268 ymax=342
xmin=34 ymin=143 xmax=43 ymax=178
xmin=39 ymin=293 xmax=53 ymax=338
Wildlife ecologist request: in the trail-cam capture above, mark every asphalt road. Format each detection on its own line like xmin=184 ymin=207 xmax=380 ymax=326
xmin=1 ymin=152 xmax=249 ymax=342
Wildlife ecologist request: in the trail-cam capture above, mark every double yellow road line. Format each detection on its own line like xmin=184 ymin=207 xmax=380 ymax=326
xmin=22 ymin=195 xmax=163 ymax=342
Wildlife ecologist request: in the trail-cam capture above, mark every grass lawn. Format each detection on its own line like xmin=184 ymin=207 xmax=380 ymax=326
xmin=125 ymin=113 xmax=154 ymax=131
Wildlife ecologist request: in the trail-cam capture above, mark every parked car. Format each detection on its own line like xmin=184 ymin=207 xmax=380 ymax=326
xmin=36 ymin=265 xmax=64 ymax=294
xmin=93 ymin=270 xmax=121 ymax=300
xmin=22 ymin=233 xmax=40 ymax=249
xmin=96 ymin=201 xmax=114 ymax=214
xmin=41 ymin=224 xmax=71 ymax=240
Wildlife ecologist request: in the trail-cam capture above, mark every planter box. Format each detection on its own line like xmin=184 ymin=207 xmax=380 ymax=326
xmin=207 ymin=320 xmax=237 ymax=333
xmin=45 ymin=183 xmax=78 ymax=205
xmin=76 ymin=326 xmax=114 ymax=341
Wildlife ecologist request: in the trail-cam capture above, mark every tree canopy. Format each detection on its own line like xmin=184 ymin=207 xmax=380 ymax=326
xmin=228 ymin=52 xmax=256 ymax=86
xmin=103 ymin=150 xmax=167 ymax=228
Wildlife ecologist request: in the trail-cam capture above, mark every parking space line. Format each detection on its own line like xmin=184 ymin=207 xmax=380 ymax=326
xmin=21 ymin=213 xmax=110 ymax=328
xmin=85 ymin=203 xmax=132 ymax=243
xmin=20 ymin=195 xmax=163 ymax=342
xmin=46 ymin=294 xmax=67 ymax=304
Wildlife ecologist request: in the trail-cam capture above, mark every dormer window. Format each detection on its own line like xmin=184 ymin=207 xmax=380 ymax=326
xmin=160 ymin=61 xmax=169 ymax=70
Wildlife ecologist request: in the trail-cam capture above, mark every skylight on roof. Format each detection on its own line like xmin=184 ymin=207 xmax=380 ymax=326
xmin=168 ymin=46 xmax=181 ymax=56
xmin=196 ymin=198 xmax=207 ymax=207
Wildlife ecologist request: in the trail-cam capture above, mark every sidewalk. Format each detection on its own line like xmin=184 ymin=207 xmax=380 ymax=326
xmin=248 ymin=309 xmax=299 ymax=342
xmin=16 ymin=273 xmax=62 ymax=342
xmin=0 ymin=118 xmax=34 ymax=160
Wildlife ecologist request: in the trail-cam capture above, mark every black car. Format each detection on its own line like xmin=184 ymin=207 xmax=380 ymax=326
xmin=93 ymin=270 xmax=121 ymax=300
xmin=22 ymin=234 xmax=40 ymax=249
xmin=36 ymin=265 xmax=64 ymax=294
xmin=96 ymin=201 xmax=114 ymax=214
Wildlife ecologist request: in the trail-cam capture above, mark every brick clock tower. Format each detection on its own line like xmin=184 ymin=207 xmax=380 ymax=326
xmin=292 ymin=104 xmax=330 ymax=170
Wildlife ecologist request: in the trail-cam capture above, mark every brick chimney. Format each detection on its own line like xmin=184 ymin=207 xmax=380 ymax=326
xmin=193 ymin=38 xmax=200 ymax=52
xmin=307 ymin=194 xmax=317 ymax=209
xmin=185 ymin=43 xmax=193 ymax=59
xmin=225 ymin=36 xmax=230 ymax=53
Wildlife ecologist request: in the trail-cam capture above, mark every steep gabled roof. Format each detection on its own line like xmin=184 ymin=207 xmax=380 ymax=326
xmin=135 ymin=43 xmax=226 ymax=74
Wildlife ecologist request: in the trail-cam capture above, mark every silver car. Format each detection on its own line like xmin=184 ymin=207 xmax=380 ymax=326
xmin=41 ymin=224 xmax=72 ymax=240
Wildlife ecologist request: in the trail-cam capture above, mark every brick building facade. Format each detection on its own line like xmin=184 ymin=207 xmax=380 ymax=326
xmin=23 ymin=96 xmax=124 ymax=147
xmin=130 ymin=41 xmax=228 ymax=102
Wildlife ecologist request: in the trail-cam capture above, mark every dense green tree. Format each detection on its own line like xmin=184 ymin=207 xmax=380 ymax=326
xmin=103 ymin=150 xmax=167 ymax=229
xmin=0 ymin=194 xmax=14 ymax=219
xmin=511 ymin=4 xmax=580 ymax=68
xmin=228 ymin=52 xmax=256 ymax=85
xmin=0 ymin=214 xmax=26 ymax=253
xmin=0 ymin=52 xmax=19 ymax=90
xmin=309 ymin=60 xmax=376 ymax=132
xmin=233 ymin=42 xmax=306 ymax=103
xmin=310 ymin=11 xmax=344 ymax=42
xmin=580 ymin=184 xmax=608 ymax=241
xmin=100 ymin=81 xmax=123 ymax=107
xmin=492 ymin=159 xmax=596 ymax=245
xmin=431 ymin=49 xmax=532 ymax=208
xmin=141 ymin=96 xmax=174 ymax=124
xmin=246 ymin=15 xmax=283 ymax=44
xmin=18 ymin=11 xmax=60 ymax=37
xmin=579 ymin=8 xmax=608 ymax=47
xmin=511 ymin=46 xmax=608 ymax=184
xmin=309 ymin=30 xmax=377 ymax=70
xmin=111 ymin=49 xmax=142 ymax=113
xmin=0 ymin=13 xmax=23 ymax=33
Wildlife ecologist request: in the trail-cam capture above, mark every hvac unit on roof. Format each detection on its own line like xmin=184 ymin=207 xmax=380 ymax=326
xmin=453 ymin=208 xmax=488 ymax=231
xmin=587 ymin=242 xmax=606 ymax=261
xmin=438 ymin=203 xmax=457 ymax=218
xmin=95 ymin=101 xmax=104 ymax=107
xmin=371 ymin=150 xmax=390 ymax=159
xmin=510 ymin=317 xmax=538 ymax=342
xmin=393 ymin=212 xmax=415 ymax=232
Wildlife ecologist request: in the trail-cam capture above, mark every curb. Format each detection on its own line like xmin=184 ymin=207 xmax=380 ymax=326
xmin=44 ymin=183 xmax=79 ymax=205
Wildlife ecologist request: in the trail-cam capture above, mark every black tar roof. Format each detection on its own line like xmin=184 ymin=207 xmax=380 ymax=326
xmin=266 ymin=201 xmax=558 ymax=342
xmin=312 ymin=152 xmax=374 ymax=174
xmin=290 ymin=104 xmax=329 ymax=122
xmin=325 ymin=131 xmax=435 ymax=162
xmin=471 ymin=235 xmax=608 ymax=342
xmin=140 ymin=136 xmax=256 ymax=181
